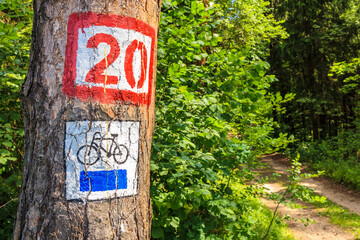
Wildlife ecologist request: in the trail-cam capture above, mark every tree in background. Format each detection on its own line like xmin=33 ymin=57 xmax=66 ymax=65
xmin=269 ymin=0 xmax=360 ymax=141
xmin=268 ymin=0 xmax=360 ymax=190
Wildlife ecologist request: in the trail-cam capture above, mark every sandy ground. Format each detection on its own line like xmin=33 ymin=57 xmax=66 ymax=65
xmin=257 ymin=153 xmax=360 ymax=240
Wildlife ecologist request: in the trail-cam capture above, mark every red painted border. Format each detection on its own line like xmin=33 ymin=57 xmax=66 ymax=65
xmin=62 ymin=12 xmax=155 ymax=105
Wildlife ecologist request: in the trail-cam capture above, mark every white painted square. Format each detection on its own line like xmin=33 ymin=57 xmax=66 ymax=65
xmin=64 ymin=120 xmax=140 ymax=201
xmin=76 ymin=26 xmax=152 ymax=93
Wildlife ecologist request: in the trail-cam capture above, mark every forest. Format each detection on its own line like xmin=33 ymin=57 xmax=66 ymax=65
xmin=0 ymin=0 xmax=360 ymax=239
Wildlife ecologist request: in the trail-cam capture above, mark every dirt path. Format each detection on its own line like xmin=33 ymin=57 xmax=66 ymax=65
xmin=258 ymin=153 xmax=360 ymax=240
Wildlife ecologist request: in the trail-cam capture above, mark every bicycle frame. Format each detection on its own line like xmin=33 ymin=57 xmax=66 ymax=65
xmin=92 ymin=132 xmax=116 ymax=156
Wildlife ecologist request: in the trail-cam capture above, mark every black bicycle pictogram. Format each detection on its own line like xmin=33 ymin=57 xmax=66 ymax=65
xmin=77 ymin=131 xmax=129 ymax=165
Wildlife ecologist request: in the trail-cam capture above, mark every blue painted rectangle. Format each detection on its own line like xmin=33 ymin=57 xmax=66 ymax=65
xmin=80 ymin=170 xmax=127 ymax=192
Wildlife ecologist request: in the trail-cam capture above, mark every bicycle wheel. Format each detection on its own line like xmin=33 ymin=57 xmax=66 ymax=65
xmin=112 ymin=144 xmax=129 ymax=164
xmin=77 ymin=144 xmax=100 ymax=165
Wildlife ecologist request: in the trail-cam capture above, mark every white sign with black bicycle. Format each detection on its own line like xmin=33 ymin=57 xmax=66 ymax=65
xmin=64 ymin=120 xmax=140 ymax=201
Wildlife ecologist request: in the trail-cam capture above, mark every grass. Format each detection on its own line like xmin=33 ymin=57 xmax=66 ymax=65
xmin=306 ymin=193 xmax=360 ymax=239
xmin=296 ymin=139 xmax=360 ymax=191
xmin=231 ymin=180 xmax=296 ymax=240
xmin=258 ymin=154 xmax=360 ymax=239
xmin=310 ymin=158 xmax=360 ymax=191
xmin=276 ymin=162 xmax=360 ymax=239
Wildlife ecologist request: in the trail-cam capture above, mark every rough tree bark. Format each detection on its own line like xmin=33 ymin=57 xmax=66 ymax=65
xmin=14 ymin=0 xmax=160 ymax=239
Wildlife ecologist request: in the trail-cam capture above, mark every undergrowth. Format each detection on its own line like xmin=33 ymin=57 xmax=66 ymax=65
xmin=150 ymin=0 xmax=293 ymax=238
xmin=270 ymin=153 xmax=360 ymax=239
xmin=232 ymin=182 xmax=295 ymax=240
xmin=296 ymin=130 xmax=360 ymax=191
xmin=319 ymin=203 xmax=360 ymax=238
xmin=297 ymin=185 xmax=360 ymax=239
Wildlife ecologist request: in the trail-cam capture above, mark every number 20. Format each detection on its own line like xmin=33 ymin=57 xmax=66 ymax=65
xmin=85 ymin=33 xmax=148 ymax=89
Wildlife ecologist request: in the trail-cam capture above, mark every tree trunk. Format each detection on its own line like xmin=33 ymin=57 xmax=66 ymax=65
xmin=14 ymin=1 xmax=160 ymax=239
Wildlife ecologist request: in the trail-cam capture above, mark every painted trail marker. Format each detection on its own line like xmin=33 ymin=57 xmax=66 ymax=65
xmin=64 ymin=121 xmax=140 ymax=201
xmin=62 ymin=12 xmax=155 ymax=105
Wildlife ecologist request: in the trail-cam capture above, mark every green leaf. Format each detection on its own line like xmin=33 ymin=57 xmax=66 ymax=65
xmin=190 ymin=1 xmax=197 ymax=14
xmin=2 ymin=141 xmax=12 ymax=147
xmin=169 ymin=217 xmax=180 ymax=228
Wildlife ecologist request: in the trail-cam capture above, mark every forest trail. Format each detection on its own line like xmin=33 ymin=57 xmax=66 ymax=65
xmin=258 ymin=153 xmax=360 ymax=240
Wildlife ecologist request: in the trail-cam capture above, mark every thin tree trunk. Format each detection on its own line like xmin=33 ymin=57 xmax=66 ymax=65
xmin=14 ymin=1 xmax=160 ymax=239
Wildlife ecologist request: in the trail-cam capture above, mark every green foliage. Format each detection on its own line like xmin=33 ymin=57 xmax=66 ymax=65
xmin=282 ymin=154 xmax=324 ymax=205
xmin=151 ymin=0 xmax=292 ymax=238
xmin=329 ymin=57 xmax=360 ymax=124
xmin=297 ymin=131 xmax=360 ymax=191
xmin=319 ymin=204 xmax=360 ymax=238
xmin=269 ymin=0 xmax=360 ymax=141
xmin=0 ymin=0 xmax=294 ymax=239
xmin=0 ymin=0 xmax=32 ymax=238
xmin=285 ymin=172 xmax=360 ymax=239
xmin=271 ymin=155 xmax=360 ymax=239
xmin=295 ymin=51 xmax=360 ymax=191
xmin=267 ymin=0 xmax=360 ymax=198
xmin=329 ymin=58 xmax=360 ymax=94
xmin=261 ymin=154 xmax=322 ymax=239
xmin=216 ymin=0 xmax=288 ymax=57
